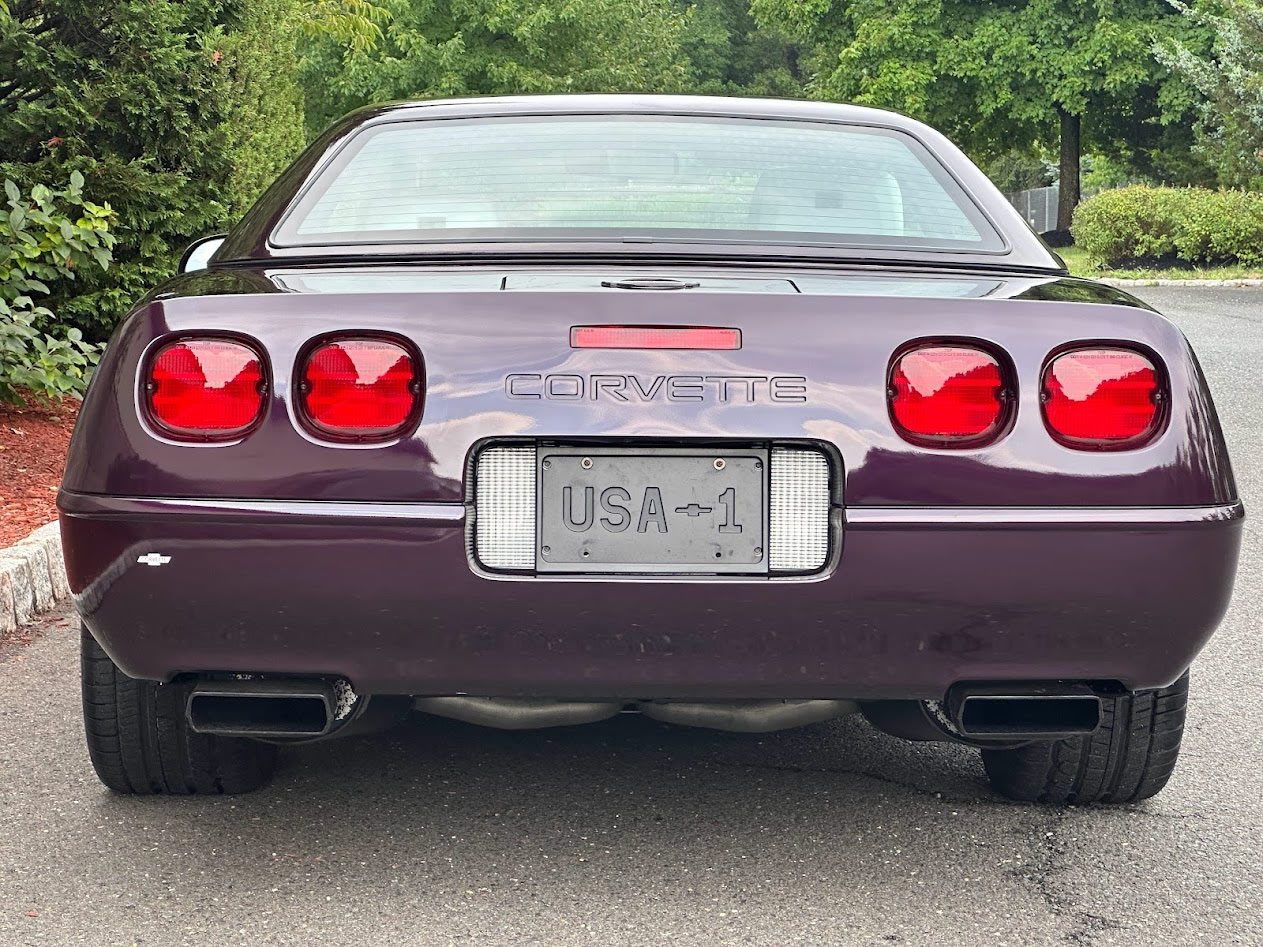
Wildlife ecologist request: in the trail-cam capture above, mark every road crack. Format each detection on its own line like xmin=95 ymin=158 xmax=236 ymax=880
xmin=1019 ymin=808 xmax=1125 ymax=947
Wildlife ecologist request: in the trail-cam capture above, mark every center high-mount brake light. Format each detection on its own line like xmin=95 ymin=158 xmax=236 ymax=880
xmin=147 ymin=338 xmax=266 ymax=440
xmin=300 ymin=336 xmax=420 ymax=440
xmin=889 ymin=343 xmax=1008 ymax=446
xmin=570 ymin=326 xmax=741 ymax=350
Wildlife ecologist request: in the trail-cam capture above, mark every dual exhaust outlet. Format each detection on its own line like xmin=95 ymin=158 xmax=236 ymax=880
xmin=187 ymin=679 xmax=345 ymax=739
xmin=187 ymin=678 xmax=1103 ymax=742
xmin=945 ymin=683 xmax=1102 ymax=740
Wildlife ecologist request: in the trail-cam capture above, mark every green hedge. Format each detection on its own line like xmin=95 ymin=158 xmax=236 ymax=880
xmin=1072 ymin=186 xmax=1263 ymax=268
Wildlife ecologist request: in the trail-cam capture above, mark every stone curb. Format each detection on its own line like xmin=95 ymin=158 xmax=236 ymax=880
xmin=0 ymin=521 xmax=70 ymax=637
xmin=1097 ymin=278 xmax=1263 ymax=288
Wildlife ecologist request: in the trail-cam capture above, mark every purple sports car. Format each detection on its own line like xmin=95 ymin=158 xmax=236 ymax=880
xmin=60 ymin=95 xmax=1242 ymax=803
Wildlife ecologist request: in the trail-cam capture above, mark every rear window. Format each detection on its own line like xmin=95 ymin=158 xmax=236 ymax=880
xmin=275 ymin=115 xmax=1003 ymax=252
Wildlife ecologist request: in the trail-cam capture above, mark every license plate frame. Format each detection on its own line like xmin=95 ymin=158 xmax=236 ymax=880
xmin=536 ymin=447 xmax=769 ymax=575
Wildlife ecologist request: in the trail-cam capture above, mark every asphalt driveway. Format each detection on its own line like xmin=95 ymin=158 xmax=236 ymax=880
xmin=1 ymin=286 xmax=1259 ymax=946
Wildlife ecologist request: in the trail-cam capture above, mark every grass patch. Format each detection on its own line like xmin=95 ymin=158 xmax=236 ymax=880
xmin=1058 ymin=245 xmax=1263 ymax=281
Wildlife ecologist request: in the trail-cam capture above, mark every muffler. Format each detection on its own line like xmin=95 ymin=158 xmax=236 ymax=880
xmin=413 ymin=696 xmax=623 ymax=729
xmin=639 ymin=699 xmax=855 ymax=733
xmin=945 ymin=684 xmax=1101 ymax=740
xmin=187 ymin=679 xmax=339 ymax=738
xmin=413 ymin=697 xmax=855 ymax=732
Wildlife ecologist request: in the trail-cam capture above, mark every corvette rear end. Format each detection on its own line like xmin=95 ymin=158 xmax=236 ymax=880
xmin=59 ymin=95 xmax=1242 ymax=803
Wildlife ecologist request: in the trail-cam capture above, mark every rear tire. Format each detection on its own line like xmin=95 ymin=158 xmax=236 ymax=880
xmin=981 ymin=672 xmax=1189 ymax=804
xmin=81 ymin=628 xmax=277 ymax=794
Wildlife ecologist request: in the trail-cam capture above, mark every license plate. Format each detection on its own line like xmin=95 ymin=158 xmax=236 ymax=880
xmin=536 ymin=448 xmax=768 ymax=574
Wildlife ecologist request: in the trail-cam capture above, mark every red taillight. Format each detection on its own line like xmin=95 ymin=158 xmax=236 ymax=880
xmin=301 ymin=337 xmax=419 ymax=439
xmin=570 ymin=326 xmax=741 ymax=350
xmin=1042 ymin=348 xmax=1161 ymax=447
xmin=148 ymin=338 xmax=265 ymax=439
xmin=890 ymin=344 xmax=1007 ymax=445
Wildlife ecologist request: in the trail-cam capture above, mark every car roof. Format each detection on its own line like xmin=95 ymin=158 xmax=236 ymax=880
xmin=365 ymin=94 xmax=922 ymax=128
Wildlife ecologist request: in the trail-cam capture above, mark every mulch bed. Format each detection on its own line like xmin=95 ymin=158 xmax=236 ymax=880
xmin=0 ymin=396 xmax=79 ymax=548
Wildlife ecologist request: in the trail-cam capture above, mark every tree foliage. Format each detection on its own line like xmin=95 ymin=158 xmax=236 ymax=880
xmin=983 ymin=150 xmax=1056 ymax=194
xmin=751 ymin=0 xmax=965 ymax=123
xmin=301 ymin=0 xmax=693 ymax=135
xmin=1157 ymin=1 xmax=1263 ymax=188
xmin=301 ymin=0 xmax=393 ymax=53
xmin=752 ymin=0 xmax=1203 ymax=229
xmin=680 ymin=0 xmax=804 ymax=97
xmin=0 ymin=0 xmax=306 ymax=337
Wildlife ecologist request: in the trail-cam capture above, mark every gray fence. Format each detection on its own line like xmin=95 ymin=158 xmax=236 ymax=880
xmin=1007 ymin=185 xmax=1059 ymax=233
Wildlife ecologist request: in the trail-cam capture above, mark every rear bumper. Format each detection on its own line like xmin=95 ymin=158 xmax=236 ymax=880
xmin=58 ymin=492 xmax=1243 ymax=699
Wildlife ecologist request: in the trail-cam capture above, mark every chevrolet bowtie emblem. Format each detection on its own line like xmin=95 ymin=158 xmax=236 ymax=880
xmin=136 ymin=553 xmax=172 ymax=567
xmin=674 ymin=504 xmax=713 ymax=517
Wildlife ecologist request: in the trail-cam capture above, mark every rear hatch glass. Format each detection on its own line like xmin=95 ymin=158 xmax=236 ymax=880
xmin=274 ymin=115 xmax=1003 ymax=253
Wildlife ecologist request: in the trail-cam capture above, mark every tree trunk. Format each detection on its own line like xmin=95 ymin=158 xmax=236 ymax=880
xmin=1056 ymin=107 xmax=1081 ymax=233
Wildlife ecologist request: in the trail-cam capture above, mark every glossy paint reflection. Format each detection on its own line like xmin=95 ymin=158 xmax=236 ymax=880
xmin=1042 ymin=348 xmax=1159 ymax=444
xmin=890 ymin=346 xmax=1004 ymax=439
xmin=302 ymin=339 xmax=418 ymax=436
xmin=148 ymin=339 xmax=266 ymax=436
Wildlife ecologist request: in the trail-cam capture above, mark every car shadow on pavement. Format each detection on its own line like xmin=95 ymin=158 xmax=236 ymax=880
xmin=80 ymin=711 xmax=1014 ymax=878
xmin=236 ymin=710 xmax=1000 ymax=852
xmin=296 ymin=710 xmax=989 ymax=801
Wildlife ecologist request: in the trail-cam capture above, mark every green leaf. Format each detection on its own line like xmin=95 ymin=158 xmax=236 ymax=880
xmin=70 ymin=170 xmax=85 ymax=192
xmin=3 ymin=181 xmax=18 ymax=205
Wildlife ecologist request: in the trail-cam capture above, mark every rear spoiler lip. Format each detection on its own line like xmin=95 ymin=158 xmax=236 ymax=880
xmin=207 ymin=250 xmax=1070 ymax=281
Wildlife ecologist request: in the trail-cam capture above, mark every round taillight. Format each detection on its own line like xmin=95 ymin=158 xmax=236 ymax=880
xmin=301 ymin=337 xmax=420 ymax=439
xmin=1042 ymin=347 xmax=1161 ymax=448
xmin=147 ymin=338 xmax=266 ymax=439
xmin=889 ymin=344 xmax=1008 ymax=446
